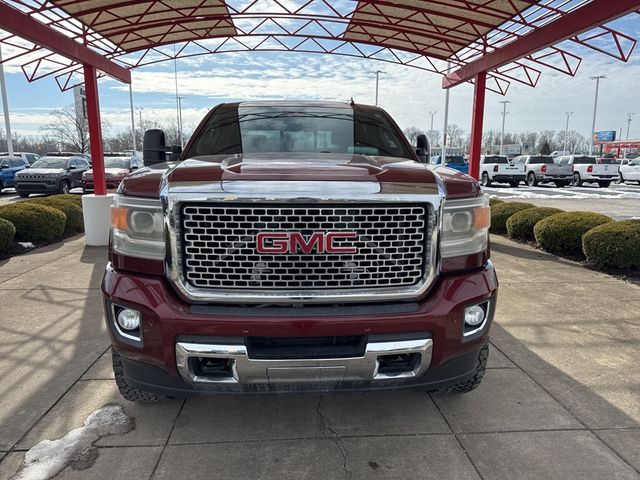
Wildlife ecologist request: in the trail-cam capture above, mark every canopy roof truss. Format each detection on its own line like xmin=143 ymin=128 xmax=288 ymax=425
xmin=0 ymin=0 xmax=638 ymax=94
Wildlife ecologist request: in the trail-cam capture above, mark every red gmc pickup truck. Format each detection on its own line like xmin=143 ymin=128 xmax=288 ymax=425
xmin=103 ymin=101 xmax=497 ymax=402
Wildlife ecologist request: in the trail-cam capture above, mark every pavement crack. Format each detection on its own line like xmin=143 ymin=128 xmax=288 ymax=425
xmin=316 ymin=395 xmax=352 ymax=480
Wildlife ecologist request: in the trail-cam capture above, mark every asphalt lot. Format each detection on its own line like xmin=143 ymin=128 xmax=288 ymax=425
xmin=485 ymin=182 xmax=640 ymax=220
xmin=0 ymin=235 xmax=639 ymax=479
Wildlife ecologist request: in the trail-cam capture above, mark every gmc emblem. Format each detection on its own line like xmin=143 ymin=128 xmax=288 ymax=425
xmin=256 ymin=232 xmax=357 ymax=254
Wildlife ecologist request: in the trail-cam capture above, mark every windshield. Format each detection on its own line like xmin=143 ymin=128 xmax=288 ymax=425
xmin=31 ymin=158 xmax=68 ymax=169
xmin=484 ymin=156 xmax=508 ymax=164
xmin=573 ymin=156 xmax=596 ymax=164
xmin=530 ymin=156 xmax=554 ymax=164
xmin=445 ymin=156 xmax=465 ymax=164
xmin=104 ymin=157 xmax=131 ymax=169
xmin=186 ymin=105 xmax=412 ymax=159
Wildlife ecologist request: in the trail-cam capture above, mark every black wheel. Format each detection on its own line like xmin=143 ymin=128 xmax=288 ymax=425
xmin=526 ymin=172 xmax=538 ymax=187
xmin=435 ymin=344 xmax=488 ymax=394
xmin=59 ymin=180 xmax=70 ymax=195
xmin=18 ymin=192 xmax=29 ymax=198
xmin=112 ymin=348 xmax=170 ymax=403
xmin=598 ymin=181 xmax=611 ymax=188
xmin=508 ymin=181 xmax=519 ymax=188
xmin=481 ymin=172 xmax=491 ymax=187
xmin=571 ymin=172 xmax=583 ymax=187
xmin=554 ymin=181 xmax=565 ymax=188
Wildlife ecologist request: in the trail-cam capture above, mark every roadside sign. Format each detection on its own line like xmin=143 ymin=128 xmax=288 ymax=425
xmin=593 ymin=131 xmax=616 ymax=143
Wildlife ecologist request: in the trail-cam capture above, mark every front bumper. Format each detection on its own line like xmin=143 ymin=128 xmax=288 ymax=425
xmin=15 ymin=181 xmax=60 ymax=193
xmin=102 ymin=262 xmax=498 ymax=394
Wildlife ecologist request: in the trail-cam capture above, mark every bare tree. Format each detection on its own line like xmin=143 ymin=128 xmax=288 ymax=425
xmin=403 ymin=126 xmax=425 ymax=145
xmin=446 ymin=124 xmax=464 ymax=147
xmin=40 ymin=105 xmax=110 ymax=154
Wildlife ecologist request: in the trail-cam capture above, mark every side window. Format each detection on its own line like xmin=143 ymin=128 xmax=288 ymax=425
xmin=10 ymin=159 xmax=22 ymax=168
xmin=69 ymin=160 xmax=78 ymax=169
xmin=0 ymin=159 xmax=9 ymax=168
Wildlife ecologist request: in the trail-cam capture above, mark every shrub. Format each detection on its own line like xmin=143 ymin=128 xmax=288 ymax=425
xmin=26 ymin=198 xmax=84 ymax=232
xmin=0 ymin=218 xmax=16 ymax=251
xmin=0 ymin=203 xmax=66 ymax=243
xmin=534 ymin=211 xmax=612 ymax=257
xmin=48 ymin=194 xmax=83 ymax=209
xmin=490 ymin=202 xmax=535 ymax=234
xmin=583 ymin=220 xmax=640 ymax=269
xmin=489 ymin=198 xmax=504 ymax=208
xmin=506 ymin=207 xmax=564 ymax=242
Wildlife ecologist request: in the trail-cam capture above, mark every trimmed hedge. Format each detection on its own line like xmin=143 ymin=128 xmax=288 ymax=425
xmin=489 ymin=197 xmax=504 ymax=208
xmin=48 ymin=194 xmax=83 ymax=209
xmin=583 ymin=220 xmax=640 ymax=269
xmin=0 ymin=218 xmax=16 ymax=251
xmin=506 ymin=207 xmax=564 ymax=242
xmin=534 ymin=211 xmax=612 ymax=257
xmin=0 ymin=203 xmax=66 ymax=243
xmin=490 ymin=202 xmax=535 ymax=234
xmin=26 ymin=198 xmax=84 ymax=232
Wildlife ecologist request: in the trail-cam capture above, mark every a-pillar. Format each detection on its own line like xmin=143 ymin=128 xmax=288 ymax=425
xmin=82 ymin=63 xmax=113 ymax=246
xmin=468 ymin=71 xmax=487 ymax=180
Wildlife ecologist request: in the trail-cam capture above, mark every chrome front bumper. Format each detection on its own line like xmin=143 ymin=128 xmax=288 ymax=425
xmin=175 ymin=337 xmax=433 ymax=385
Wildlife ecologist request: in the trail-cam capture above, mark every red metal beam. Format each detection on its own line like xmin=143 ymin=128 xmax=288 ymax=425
xmin=443 ymin=0 xmax=640 ymax=89
xmin=0 ymin=2 xmax=130 ymax=83
xmin=468 ymin=71 xmax=486 ymax=181
xmin=83 ymin=64 xmax=107 ymax=196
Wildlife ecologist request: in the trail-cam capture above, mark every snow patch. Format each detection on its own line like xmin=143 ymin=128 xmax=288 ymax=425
xmin=18 ymin=242 xmax=35 ymax=249
xmin=12 ymin=405 xmax=133 ymax=480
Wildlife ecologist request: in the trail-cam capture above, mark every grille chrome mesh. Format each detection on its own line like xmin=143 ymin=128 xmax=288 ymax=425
xmin=181 ymin=205 xmax=429 ymax=290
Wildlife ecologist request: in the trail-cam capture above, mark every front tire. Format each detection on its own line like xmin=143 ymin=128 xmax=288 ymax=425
xmin=526 ymin=172 xmax=538 ymax=187
xmin=435 ymin=344 xmax=488 ymax=394
xmin=481 ymin=172 xmax=492 ymax=187
xmin=112 ymin=348 xmax=170 ymax=403
xmin=554 ymin=181 xmax=565 ymax=188
xmin=508 ymin=181 xmax=519 ymax=188
xmin=598 ymin=181 xmax=611 ymax=188
xmin=571 ymin=172 xmax=583 ymax=187
xmin=59 ymin=180 xmax=70 ymax=195
xmin=18 ymin=192 xmax=29 ymax=198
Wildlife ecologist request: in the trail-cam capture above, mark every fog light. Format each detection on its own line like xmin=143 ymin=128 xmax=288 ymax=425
xmin=116 ymin=308 xmax=141 ymax=331
xmin=464 ymin=304 xmax=486 ymax=327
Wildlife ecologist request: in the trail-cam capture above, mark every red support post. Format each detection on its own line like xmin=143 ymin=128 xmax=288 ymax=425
xmin=83 ymin=64 xmax=107 ymax=195
xmin=468 ymin=71 xmax=487 ymax=181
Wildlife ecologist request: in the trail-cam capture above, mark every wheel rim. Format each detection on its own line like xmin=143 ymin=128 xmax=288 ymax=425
xmin=481 ymin=174 xmax=489 ymax=186
xmin=527 ymin=174 xmax=535 ymax=186
xmin=572 ymin=173 xmax=579 ymax=186
xmin=62 ymin=183 xmax=69 ymax=194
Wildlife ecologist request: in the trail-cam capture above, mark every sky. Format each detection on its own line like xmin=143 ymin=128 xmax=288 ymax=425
xmin=1 ymin=14 xmax=639 ymax=142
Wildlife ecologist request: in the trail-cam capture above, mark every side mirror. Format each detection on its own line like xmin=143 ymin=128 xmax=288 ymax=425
xmin=143 ymin=129 xmax=168 ymax=166
xmin=0 ymin=165 xmax=7 ymax=169
xmin=131 ymin=164 xmax=139 ymax=170
xmin=415 ymin=134 xmax=430 ymax=163
xmin=68 ymin=165 xmax=77 ymax=170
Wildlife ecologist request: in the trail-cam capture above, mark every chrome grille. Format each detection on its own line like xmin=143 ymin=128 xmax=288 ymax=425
xmin=181 ymin=204 xmax=429 ymax=290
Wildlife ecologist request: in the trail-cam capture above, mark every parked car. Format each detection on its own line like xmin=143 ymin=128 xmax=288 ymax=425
xmin=82 ymin=154 xmax=144 ymax=192
xmin=556 ymin=155 xmax=617 ymax=188
xmin=430 ymin=154 xmax=468 ymax=174
xmin=618 ymin=158 xmax=640 ymax=184
xmin=0 ymin=151 xmax=40 ymax=165
xmin=14 ymin=155 xmax=90 ymax=197
xmin=0 ymin=156 xmax=30 ymax=192
xmin=511 ymin=155 xmax=572 ymax=187
xmin=479 ymin=155 xmax=525 ymax=187
xmin=46 ymin=151 xmax=92 ymax=165
xmin=103 ymin=100 xmax=497 ymax=402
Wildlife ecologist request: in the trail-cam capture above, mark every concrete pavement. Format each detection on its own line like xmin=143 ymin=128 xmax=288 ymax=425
xmin=1 ymin=234 xmax=640 ymax=479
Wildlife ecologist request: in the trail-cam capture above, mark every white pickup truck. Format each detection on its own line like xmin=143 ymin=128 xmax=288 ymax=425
xmin=557 ymin=155 xmax=618 ymax=188
xmin=479 ymin=155 xmax=525 ymax=187
xmin=511 ymin=155 xmax=573 ymax=187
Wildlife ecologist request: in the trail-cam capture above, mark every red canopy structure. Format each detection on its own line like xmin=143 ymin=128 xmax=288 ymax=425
xmin=1 ymin=0 xmax=639 ymax=191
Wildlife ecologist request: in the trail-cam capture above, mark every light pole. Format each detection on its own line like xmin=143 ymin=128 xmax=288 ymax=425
xmin=625 ymin=113 xmax=635 ymax=158
xmin=177 ymin=96 xmax=185 ymax=149
xmin=499 ymin=100 xmax=511 ymax=155
xmin=589 ymin=75 xmax=606 ymax=155
xmin=429 ymin=111 xmax=437 ymax=132
xmin=136 ymin=107 xmax=144 ymax=127
xmin=0 ymin=45 xmax=14 ymax=156
xmin=442 ymin=62 xmax=451 ymax=159
xmin=174 ymin=45 xmax=182 ymax=147
xmin=128 ymin=83 xmax=136 ymax=152
xmin=369 ymin=70 xmax=384 ymax=106
xmin=563 ymin=112 xmax=574 ymax=154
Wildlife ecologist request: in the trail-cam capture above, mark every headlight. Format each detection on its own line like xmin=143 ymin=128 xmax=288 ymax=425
xmin=441 ymin=195 xmax=490 ymax=258
xmin=111 ymin=195 xmax=165 ymax=260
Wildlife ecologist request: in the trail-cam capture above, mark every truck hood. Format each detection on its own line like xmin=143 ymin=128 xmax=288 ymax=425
xmin=119 ymin=154 xmax=480 ymax=199
xmin=17 ymin=168 xmax=65 ymax=176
